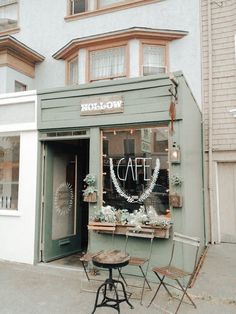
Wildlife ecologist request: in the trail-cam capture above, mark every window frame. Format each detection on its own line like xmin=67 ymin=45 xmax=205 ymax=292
xmin=87 ymin=42 xmax=129 ymax=82
xmin=140 ymin=39 xmax=168 ymax=76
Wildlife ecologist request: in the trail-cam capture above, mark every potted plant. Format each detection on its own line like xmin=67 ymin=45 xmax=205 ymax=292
xmin=83 ymin=174 xmax=97 ymax=203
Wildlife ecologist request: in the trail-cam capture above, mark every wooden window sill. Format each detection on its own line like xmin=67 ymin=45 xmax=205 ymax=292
xmin=88 ymin=222 xmax=172 ymax=239
xmin=65 ymin=0 xmax=161 ymax=21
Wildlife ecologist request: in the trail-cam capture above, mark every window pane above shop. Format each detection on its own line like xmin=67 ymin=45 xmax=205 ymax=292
xmin=102 ymin=126 xmax=169 ymax=216
xmin=90 ymin=46 xmax=126 ymax=81
xmin=143 ymin=45 xmax=166 ymax=75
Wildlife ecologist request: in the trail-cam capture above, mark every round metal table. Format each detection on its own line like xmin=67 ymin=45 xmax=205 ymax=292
xmin=91 ymin=250 xmax=133 ymax=313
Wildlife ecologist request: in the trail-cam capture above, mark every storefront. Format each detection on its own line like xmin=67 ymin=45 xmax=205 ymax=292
xmin=37 ymin=73 xmax=206 ymax=269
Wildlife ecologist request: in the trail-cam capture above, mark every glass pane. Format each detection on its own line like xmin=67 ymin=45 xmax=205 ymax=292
xmin=52 ymin=153 xmax=76 ymax=240
xmin=69 ymin=57 xmax=78 ymax=85
xmin=99 ymin=0 xmax=125 ymax=8
xmin=90 ymin=46 xmax=125 ymax=80
xmin=102 ymin=126 xmax=169 ymax=215
xmin=15 ymin=81 xmax=27 ymax=92
xmin=72 ymin=0 xmax=87 ymax=14
xmin=0 ymin=136 xmax=19 ymax=210
xmin=143 ymin=45 xmax=165 ymax=74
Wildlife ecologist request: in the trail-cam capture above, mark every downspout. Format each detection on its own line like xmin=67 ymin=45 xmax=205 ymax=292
xmin=207 ymin=0 xmax=214 ymax=243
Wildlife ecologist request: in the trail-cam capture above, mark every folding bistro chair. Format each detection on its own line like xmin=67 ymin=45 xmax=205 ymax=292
xmin=148 ymin=232 xmax=200 ymax=313
xmin=118 ymin=227 xmax=155 ymax=304
xmin=80 ymin=222 xmax=116 ymax=284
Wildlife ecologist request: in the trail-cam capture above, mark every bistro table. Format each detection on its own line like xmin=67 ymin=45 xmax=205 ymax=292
xmin=91 ymin=249 xmax=134 ymax=313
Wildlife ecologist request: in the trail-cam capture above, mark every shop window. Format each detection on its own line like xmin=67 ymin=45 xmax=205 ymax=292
xmin=143 ymin=44 xmax=166 ymax=76
xmin=102 ymin=126 xmax=169 ymax=215
xmin=68 ymin=56 xmax=78 ymax=85
xmin=0 ymin=136 xmax=20 ymax=210
xmin=103 ymin=139 xmax=109 ymax=156
xmin=0 ymin=0 xmax=18 ymax=33
xmin=70 ymin=0 xmax=88 ymax=14
xmin=89 ymin=46 xmax=126 ymax=81
xmin=15 ymin=81 xmax=27 ymax=92
xmin=124 ymin=138 xmax=135 ymax=157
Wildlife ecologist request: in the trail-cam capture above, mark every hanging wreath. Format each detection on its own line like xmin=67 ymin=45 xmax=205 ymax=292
xmin=109 ymin=158 xmax=160 ymax=203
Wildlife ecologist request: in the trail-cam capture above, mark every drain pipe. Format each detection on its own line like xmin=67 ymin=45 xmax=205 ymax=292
xmin=207 ymin=0 xmax=214 ymax=243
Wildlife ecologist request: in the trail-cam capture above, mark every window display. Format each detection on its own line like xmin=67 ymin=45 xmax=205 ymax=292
xmin=102 ymin=126 xmax=169 ymax=215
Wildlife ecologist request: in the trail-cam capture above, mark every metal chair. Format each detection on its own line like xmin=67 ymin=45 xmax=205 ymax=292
xmin=148 ymin=232 xmax=200 ymax=313
xmin=80 ymin=222 xmax=116 ymax=285
xmin=118 ymin=227 xmax=155 ymax=304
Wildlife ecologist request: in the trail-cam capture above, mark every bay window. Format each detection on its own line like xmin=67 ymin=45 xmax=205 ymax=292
xmin=0 ymin=136 xmax=20 ymax=210
xmin=89 ymin=46 xmax=126 ymax=81
xmin=102 ymin=126 xmax=169 ymax=215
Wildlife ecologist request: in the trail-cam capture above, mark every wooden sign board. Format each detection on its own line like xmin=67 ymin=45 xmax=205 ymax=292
xmin=80 ymin=96 xmax=124 ymax=116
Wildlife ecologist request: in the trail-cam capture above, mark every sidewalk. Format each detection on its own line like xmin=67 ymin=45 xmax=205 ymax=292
xmin=0 ymin=243 xmax=236 ymax=314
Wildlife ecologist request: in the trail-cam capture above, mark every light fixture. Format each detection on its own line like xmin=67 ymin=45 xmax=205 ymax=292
xmin=170 ymin=142 xmax=181 ymax=164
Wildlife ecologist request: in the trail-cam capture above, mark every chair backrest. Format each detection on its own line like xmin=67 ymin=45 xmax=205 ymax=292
xmin=169 ymin=232 xmax=201 ymax=272
xmin=125 ymin=227 xmax=155 ymax=261
xmin=87 ymin=222 xmax=116 ymax=248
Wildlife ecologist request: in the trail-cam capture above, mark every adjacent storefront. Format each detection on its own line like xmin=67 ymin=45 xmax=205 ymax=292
xmin=37 ymin=73 xmax=206 ymax=268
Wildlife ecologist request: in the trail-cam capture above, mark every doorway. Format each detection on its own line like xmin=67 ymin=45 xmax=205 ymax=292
xmin=41 ymin=139 xmax=89 ymax=262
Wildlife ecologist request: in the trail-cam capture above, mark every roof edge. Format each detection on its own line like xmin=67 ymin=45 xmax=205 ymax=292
xmin=0 ymin=35 xmax=45 ymax=63
xmin=53 ymin=27 xmax=188 ymax=60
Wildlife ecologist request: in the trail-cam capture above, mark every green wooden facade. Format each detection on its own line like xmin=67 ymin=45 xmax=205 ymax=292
xmin=37 ymin=72 xmax=206 ymax=273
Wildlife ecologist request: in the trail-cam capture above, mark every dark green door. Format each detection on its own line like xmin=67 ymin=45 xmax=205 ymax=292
xmin=42 ymin=140 xmax=89 ymax=262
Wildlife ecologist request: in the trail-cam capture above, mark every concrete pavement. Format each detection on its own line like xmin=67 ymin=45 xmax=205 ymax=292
xmin=0 ymin=243 xmax=236 ymax=314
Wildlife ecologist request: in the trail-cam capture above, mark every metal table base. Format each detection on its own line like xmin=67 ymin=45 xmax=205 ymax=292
xmin=91 ymin=268 xmax=133 ymax=313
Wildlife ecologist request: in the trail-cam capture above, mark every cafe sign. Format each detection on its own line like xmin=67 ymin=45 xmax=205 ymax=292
xmin=80 ymin=96 xmax=124 ymax=116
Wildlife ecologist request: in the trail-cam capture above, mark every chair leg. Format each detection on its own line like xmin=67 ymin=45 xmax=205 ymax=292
xmin=81 ymin=261 xmax=90 ymax=281
xmin=155 ymin=273 xmax=173 ymax=297
xmin=147 ymin=275 xmax=166 ymax=308
xmin=139 ymin=265 xmax=152 ymax=290
xmin=174 ymin=279 xmax=196 ymax=314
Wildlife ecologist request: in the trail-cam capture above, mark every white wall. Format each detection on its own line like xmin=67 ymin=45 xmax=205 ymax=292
xmin=14 ymin=0 xmax=201 ymax=106
xmin=0 ymin=131 xmax=38 ymax=264
xmin=0 ymin=92 xmax=37 ymax=264
xmin=0 ymin=67 xmax=7 ymax=94
xmin=6 ymin=67 xmax=35 ymax=93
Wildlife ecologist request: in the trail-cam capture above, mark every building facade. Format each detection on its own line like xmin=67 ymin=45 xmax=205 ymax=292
xmin=201 ymin=0 xmax=236 ymax=244
xmin=0 ymin=0 xmax=205 ymax=265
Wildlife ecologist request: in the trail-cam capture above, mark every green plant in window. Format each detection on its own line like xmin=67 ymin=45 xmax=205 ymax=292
xmin=82 ymin=174 xmax=97 ymax=202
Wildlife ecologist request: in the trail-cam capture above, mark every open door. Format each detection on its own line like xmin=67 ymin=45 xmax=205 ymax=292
xmin=42 ymin=140 xmax=89 ymax=262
